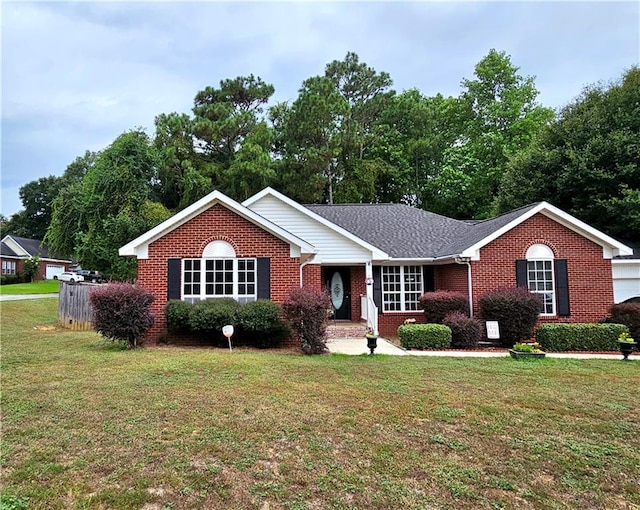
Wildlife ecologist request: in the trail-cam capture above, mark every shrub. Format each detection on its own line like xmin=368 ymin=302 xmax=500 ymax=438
xmin=443 ymin=311 xmax=482 ymax=349
xmin=282 ymin=287 xmax=331 ymax=354
xmin=418 ymin=291 xmax=469 ymax=323
xmin=536 ymin=323 xmax=628 ymax=352
xmin=237 ymin=299 xmax=289 ymax=348
xmin=89 ymin=283 xmax=155 ymax=348
xmin=0 ymin=274 xmax=21 ymax=285
xmin=165 ymin=300 xmax=193 ymax=333
xmin=479 ymin=287 xmax=541 ymax=347
xmin=187 ymin=298 xmax=241 ymax=345
xmin=609 ymin=303 xmax=640 ymax=340
xmin=398 ymin=324 xmax=451 ymax=350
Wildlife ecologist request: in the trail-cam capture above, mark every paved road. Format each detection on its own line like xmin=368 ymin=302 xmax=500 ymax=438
xmin=0 ymin=294 xmax=58 ymax=301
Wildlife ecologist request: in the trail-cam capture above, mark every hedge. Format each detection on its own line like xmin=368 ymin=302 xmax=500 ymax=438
xmin=443 ymin=311 xmax=482 ymax=349
xmin=398 ymin=324 xmax=451 ymax=350
xmin=609 ymin=303 xmax=640 ymax=340
xmin=418 ymin=291 xmax=469 ymax=323
xmin=536 ymin=323 xmax=629 ymax=352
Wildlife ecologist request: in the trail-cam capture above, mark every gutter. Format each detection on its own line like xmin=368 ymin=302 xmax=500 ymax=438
xmin=454 ymin=256 xmax=473 ymax=317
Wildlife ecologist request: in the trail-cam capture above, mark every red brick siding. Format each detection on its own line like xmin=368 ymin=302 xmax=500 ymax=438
xmin=472 ymin=213 xmax=614 ymax=324
xmin=378 ymin=313 xmax=426 ymax=338
xmin=302 ymin=264 xmax=322 ymax=291
xmin=350 ymin=266 xmax=366 ymax=321
xmin=138 ymin=203 xmax=301 ymax=342
xmin=435 ymin=264 xmax=468 ymax=294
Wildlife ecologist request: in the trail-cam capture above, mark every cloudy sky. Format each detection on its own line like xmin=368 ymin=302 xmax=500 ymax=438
xmin=2 ymin=1 xmax=639 ymax=217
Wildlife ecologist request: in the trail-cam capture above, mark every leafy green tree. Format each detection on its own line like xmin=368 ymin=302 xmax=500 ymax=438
xmin=497 ymin=66 xmax=640 ymax=243
xmin=428 ymin=49 xmax=554 ymax=218
xmin=23 ymin=255 xmax=40 ymax=282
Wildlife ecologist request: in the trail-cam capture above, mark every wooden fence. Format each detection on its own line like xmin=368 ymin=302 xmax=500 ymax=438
xmin=58 ymin=282 xmax=96 ymax=331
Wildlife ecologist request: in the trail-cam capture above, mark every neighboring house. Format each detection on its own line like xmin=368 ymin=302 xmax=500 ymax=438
xmin=612 ymin=242 xmax=640 ymax=303
xmin=0 ymin=235 xmax=72 ymax=281
xmin=119 ymin=187 xmax=633 ymax=342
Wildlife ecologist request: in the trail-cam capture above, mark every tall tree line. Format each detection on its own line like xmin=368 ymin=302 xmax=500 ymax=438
xmin=3 ymin=51 xmax=637 ymax=280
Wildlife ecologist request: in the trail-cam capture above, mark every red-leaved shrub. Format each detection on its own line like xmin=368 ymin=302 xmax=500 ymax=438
xmin=90 ymin=283 xmax=154 ymax=347
xmin=479 ymin=287 xmax=541 ymax=347
xmin=609 ymin=302 xmax=640 ymax=340
xmin=418 ymin=291 xmax=469 ymax=323
xmin=282 ymin=287 xmax=331 ymax=354
xmin=443 ymin=311 xmax=482 ymax=349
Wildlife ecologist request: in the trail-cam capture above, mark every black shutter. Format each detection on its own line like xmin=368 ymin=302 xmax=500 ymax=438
xmin=167 ymin=258 xmax=181 ymax=300
xmin=257 ymin=257 xmax=271 ymax=299
xmin=422 ymin=266 xmax=435 ymax=292
xmin=373 ymin=266 xmax=382 ymax=311
xmin=555 ymin=259 xmax=570 ymax=316
xmin=515 ymin=260 xmax=528 ymax=288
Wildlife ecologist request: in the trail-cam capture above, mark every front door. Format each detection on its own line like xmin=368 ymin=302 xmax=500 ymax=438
xmin=325 ymin=267 xmax=351 ymax=320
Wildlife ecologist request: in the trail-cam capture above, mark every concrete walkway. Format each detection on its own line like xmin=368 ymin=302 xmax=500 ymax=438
xmin=327 ymin=336 xmax=634 ymax=360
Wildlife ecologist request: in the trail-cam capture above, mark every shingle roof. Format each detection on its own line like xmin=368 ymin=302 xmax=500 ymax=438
xmin=306 ymin=202 xmax=541 ymax=259
xmin=0 ymin=242 xmax=18 ymax=257
xmin=0 ymin=236 xmax=67 ymax=260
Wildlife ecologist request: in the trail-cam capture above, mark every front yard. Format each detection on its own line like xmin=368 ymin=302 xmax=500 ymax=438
xmin=1 ymin=299 xmax=639 ymax=509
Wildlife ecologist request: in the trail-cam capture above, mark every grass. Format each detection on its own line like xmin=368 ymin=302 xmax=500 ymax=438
xmin=2 ymin=299 xmax=639 ymax=509
xmin=0 ymin=280 xmax=60 ymax=295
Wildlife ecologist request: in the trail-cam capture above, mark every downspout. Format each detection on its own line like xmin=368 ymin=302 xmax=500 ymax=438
xmin=455 ymin=256 xmax=473 ymax=317
xmin=299 ymin=254 xmax=317 ymax=287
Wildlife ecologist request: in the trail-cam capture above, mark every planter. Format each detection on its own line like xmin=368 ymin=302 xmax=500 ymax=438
xmin=365 ymin=335 xmax=378 ymax=355
xmin=509 ymin=349 xmax=546 ymax=359
xmin=618 ymin=341 xmax=637 ymax=361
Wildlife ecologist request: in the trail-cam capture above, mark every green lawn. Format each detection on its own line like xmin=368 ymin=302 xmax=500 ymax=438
xmin=2 ymin=299 xmax=639 ymax=509
xmin=0 ymin=279 xmax=60 ymax=295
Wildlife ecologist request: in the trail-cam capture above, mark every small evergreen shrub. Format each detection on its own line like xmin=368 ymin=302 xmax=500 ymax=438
xmin=398 ymin=324 xmax=451 ymax=350
xmin=536 ymin=323 xmax=628 ymax=352
xmin=282 ymin=287 xmax=331 ymax=354
xmin=418 ymin=291 xmax=469 ymax=323
xmin=0 ymin=274 xmax=21 ymax=285
xmin=89 ymin=283 xmax=155 ymax=348
xmin=237 ymin=299 xmax=289 ymax=348
xmin=443 ymin=311 xmax=482 ymax=349
xmin=165 ymin=300 xmax=192 ymax=333
xmin=187 ymin=298 xmax=241 ymax=345
xmin=479 ymin=287 xmax=541 ymax=347
xmin=609 ymin=303 xmax=640 ymax=340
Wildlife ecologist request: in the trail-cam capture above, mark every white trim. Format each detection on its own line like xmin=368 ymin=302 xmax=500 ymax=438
xmin=119 ymin=190 xmax=316 ymax=259
xmin=459 ymin=202 xmax=633 ymax=260
xmin=244 ymin=187 xmax=389 ymax=260
xmin=1 ymin=235 xmax=31 ymax=257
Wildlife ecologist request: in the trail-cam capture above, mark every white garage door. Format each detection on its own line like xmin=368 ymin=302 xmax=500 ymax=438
xmin=612 ymin=260 xmax=640 ymax=302
xmin=46 ymin=264 xmax=65 ymax=280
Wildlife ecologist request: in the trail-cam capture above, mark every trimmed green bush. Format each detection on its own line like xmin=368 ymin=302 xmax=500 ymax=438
xmin=418 ymin=291 xmax=469 ymax=323
xmin=188 ymin=298 xmax=241 ymax=345
xmin=165 ymin=300 xmax=192 ymax=333
xmin=398 ymin=324 xmax=451 ymax=350
xmin=443 ymin=311 xmax=482 ymax=349
xmin=536 ymin=323 xmax=629 ymax=352
xmin=237 ymin=299 xmax=289 ymax=348
xmin=609 ymin=303 xmax=640 ymax=340
xmin=0 ymin=274 xmax=21 ymax=285
xmin=479 ymin=287 xmax=542 ymax=347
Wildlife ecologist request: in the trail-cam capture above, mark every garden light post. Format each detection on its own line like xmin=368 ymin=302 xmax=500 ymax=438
xmin=223 ymin=325 xmax=234 ymax=353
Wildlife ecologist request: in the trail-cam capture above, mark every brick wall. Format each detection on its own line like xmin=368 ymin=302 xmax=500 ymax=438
xmin=137 ymin=203 xmax=301 ymax=342
xmin=472 ymin=213 xmax=614 ymax=324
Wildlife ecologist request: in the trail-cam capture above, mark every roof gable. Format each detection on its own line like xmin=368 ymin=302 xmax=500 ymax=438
xmin=1 ymin=235 xmax=69 ymax=261
xmin=119 ymin=190 xmax=316 ymax=259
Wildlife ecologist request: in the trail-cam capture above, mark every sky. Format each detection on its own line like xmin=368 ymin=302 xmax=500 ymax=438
xmin=1 ymin=1 xmax=639 ymax=218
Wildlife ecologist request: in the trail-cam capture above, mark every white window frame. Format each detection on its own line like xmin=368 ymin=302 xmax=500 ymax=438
xmin=182 ymin=258 xmax=257 ymax=304
xmin=382 ymin=265 xmax=423 ymax=312
xmin=526 ymin=244 xmax=555 ymax=316
xmin=2 ymin=260 xmax=16 ymax=275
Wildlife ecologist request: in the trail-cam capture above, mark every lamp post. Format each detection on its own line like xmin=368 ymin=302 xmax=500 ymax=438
xmin=222 ymin=325 xmax=234 ymax=352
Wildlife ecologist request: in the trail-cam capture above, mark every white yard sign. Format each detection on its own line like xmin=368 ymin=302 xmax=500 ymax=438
xmin=486 ymin=321 xmax=500 ymax=340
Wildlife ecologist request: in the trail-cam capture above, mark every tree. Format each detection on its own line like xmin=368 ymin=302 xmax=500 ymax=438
xmin=497 ymin=66 xmax=640 ymax=243
xmin=23 ymin=255 xmax=40 ymax=283
xmin=428 ymin=49 xmax=554 ymax=218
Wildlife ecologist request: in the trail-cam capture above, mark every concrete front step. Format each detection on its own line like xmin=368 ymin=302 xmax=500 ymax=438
xmin=326 ymin=321 xmax=367 ymax=339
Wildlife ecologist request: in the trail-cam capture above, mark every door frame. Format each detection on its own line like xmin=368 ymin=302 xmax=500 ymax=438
xmin=323 ymin=266 xmax=351 ymax=320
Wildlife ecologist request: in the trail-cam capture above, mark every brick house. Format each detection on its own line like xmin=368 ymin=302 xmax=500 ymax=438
xmin=1 ymin=235 xmax=71 ymax=281
xmin=119 ymin=187 xmax=633 ymax=342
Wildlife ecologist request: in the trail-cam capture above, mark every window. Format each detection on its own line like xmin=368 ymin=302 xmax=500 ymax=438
xmin=526 ymin=244 xmax=555 ymax=315
xmin=183 ymin=258 xmax=257 ymax=303
xmin=2 ymin=260 xmax=16 ymax=275
xmin=382 ymin=266 xmax=423 ymax=312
